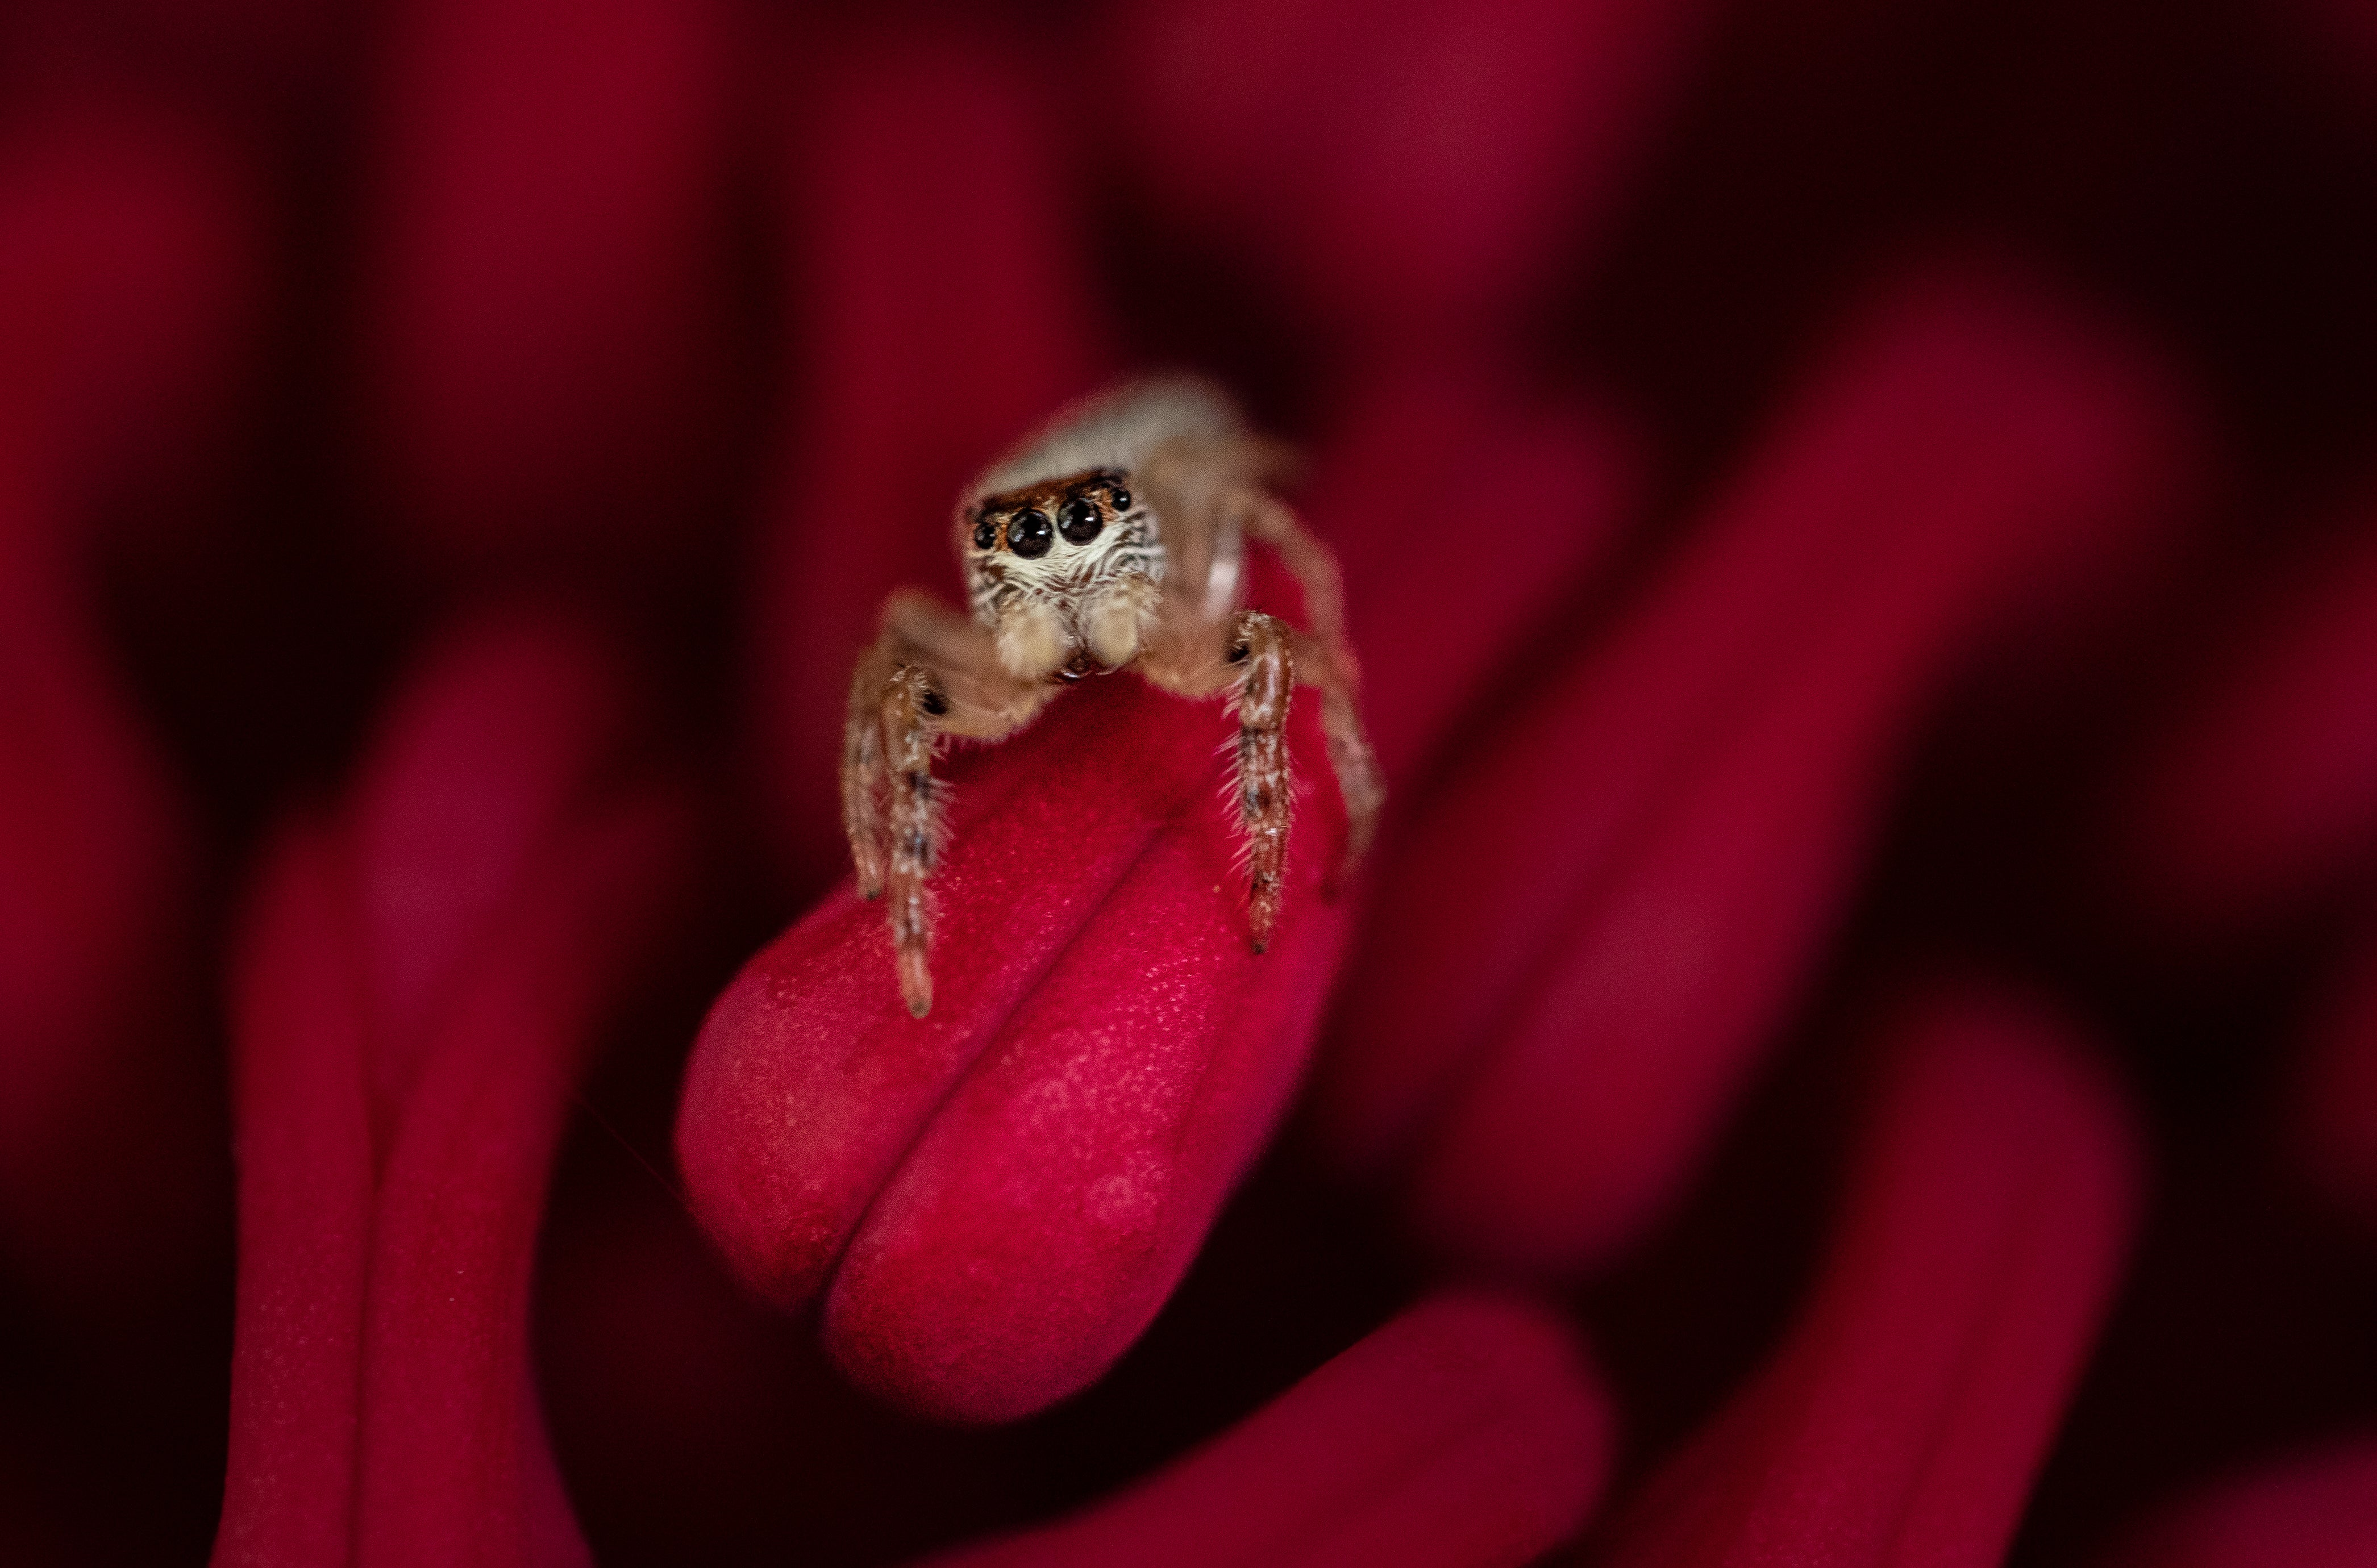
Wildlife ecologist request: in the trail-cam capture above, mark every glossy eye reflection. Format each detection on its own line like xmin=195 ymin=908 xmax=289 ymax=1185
xmin=1058 ymin=495 xmax=1102 ymax=544
xmin=1009 ymin=507 xmax=1053 ymax=557
xmin=972 ymin=512 xmax=997 ymax=550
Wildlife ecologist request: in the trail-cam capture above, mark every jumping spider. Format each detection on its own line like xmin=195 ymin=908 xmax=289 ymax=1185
xmin=842 ymin=378 xmax=1385 ymax=1017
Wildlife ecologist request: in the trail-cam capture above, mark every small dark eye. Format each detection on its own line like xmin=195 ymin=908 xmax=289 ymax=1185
xmin=1058 ymin=495 xmax=1102 ymax=544
xmin=972 ymin=512 xmax=996 ymax=550
xmin=1009 ymin=507 xmax=1053 ymax=557
xmin=1109 ymin=486 xmax=1131 ymax=511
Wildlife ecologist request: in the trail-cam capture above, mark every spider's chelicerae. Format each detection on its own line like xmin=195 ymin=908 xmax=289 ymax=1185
xmin=842 ymin=378 xmax=1385 ymax=1017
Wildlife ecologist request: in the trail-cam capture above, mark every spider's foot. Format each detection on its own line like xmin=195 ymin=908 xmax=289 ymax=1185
xmin=898 ymin=948 xmax=934 ymax=1018
xmin=1248 ymin=872 xmax=1280 ymax=956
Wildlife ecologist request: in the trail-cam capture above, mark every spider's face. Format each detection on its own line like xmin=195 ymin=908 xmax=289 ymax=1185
xmin=969 ymin=469 xmax=1134 ymax=561
xmin=963 ymin=464 xmax=1165 ymax=681
xmin=963 ymin=465 xmax=1164 ymax=653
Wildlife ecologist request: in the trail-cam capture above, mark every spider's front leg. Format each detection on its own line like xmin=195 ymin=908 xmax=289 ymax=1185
xmin=877 ymin=664 xmax=944 ymax=1016
xmin=1230 ymin=610 xmax=1294 ymax=952
xmin=843 ymin=592 xmax=1051 ymax=1017
xmin=1238 ymin=492 xmax=1385 ymax=871
xmin=1143 ymin=586 xmax=1363 ymax=950
xmin=840 ymin=643 xmax=944 ymax=1013
xmin=842 ymin=647 xmax=896 ymax=901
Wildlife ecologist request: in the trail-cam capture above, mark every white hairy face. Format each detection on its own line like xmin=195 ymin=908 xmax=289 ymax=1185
xmin=964 ymin=468 xmax=1167 ymax=678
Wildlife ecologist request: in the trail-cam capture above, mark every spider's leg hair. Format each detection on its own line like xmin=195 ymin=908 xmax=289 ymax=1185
xmin=1229 ymin=611 xmax=1294 ymax=953
xmin=1317 ymin=679 xmax=1384 ymax=870
xmin=842 ymin=635 xmax=898 ymax=899
xmin=1240 ymin=491 xmax=1384 ymax=873
xmin=880 ymin=663 xmax=946 ymax=1017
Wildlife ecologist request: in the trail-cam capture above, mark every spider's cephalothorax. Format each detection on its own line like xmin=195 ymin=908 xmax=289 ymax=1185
xmin=842 ymin=378 xmax=1383 ymax=1017
xmin=965 ymin=466 xmax=1165 ymax=680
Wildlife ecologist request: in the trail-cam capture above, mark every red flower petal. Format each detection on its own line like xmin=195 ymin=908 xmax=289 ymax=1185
xmin=681 ymin=664 xmax=1352 ymax=1421
xmin=0 ymin=106 xmax=257 ymax=1315
xmin=352 ymin=790 xmax=687 ymax=1566
xmin=925 ymin=1292 xmax=1612 ymax=1568
xmin=1318 ymin=258 xmax=2197 ymax=1271
xmin=1106 ymin=0 xmax=1715 ymax=337
xmin=215 ymin=611 xmax=694 ymax=1564
xmin=1307 ymin=366 xmax=1640 ymax=784
xmin=2291 ymin=918 xmax=2377 ymax=1227
xmin=2101 ymin=1437 xmax=2377 ymax=1568
xmin=2115 ymin=487 xmax=2377 ymax=941
xmin=213 ymin=821 xmax=374 ymax=1567
xmin=0 ymin=105 xmax=260 ymax=508
xmin=1599 ymin=979 xmax=2142 ymax=1567
xmin=363 ymin=0 xmax=742 ymax=569
xmin=750 ymin=28 xmax=1108 ymax=887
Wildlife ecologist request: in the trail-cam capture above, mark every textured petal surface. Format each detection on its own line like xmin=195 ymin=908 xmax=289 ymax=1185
xmin=682 ymin=665 xmax=1352 ymax=1420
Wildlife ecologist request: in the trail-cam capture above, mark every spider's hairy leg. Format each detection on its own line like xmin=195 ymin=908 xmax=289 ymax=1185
xmin=849 ymin=590 xmax=1054 ymax=1017
xmin=1239 ymin=489 xmax=1351 ymax=649
xmin=1230 ymin=610 xmax=1294 ymax=952
xmin=879 ymin=664 xmax=943 ymax=1017
xmin=842 ymin=638 xmax=898 ymax=899
xmin=1315 ymin=670 xmax=1385 ymax=869
xmin=1241 ymin=492 xmax=1385 ymax=873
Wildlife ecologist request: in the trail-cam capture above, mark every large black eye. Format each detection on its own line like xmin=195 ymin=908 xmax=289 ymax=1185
xmin=1008 ymin=507 xmax=1052 ymax=557
xmin=1058 ymin=495 xmax=1102 ymax=544
xmin=972 ymin=512 xmax=996 ymax=550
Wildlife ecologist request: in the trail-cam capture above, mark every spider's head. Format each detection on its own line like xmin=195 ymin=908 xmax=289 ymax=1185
xmin=963 ymin=468 xmax=1158 ymax=680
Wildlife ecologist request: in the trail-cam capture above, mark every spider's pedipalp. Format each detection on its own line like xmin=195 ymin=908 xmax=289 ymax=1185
xmin=993 ymin=595 xmax=1069 ymax=682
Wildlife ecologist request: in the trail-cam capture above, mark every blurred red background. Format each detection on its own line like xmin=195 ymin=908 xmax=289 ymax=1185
xmin=3 ymin=0 xmax=2377 ymax=1563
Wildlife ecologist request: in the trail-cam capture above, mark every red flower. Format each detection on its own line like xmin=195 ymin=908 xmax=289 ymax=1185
xmin=0 ymin=103 xmax=256 ymax=1323
xmin=1319 ymin=258 xmax=2199 ymax=1272
xmin=2103 ymin=1436 xmax=2377 ymax=1568
xmin=2114 ymin=487 xmax=2377 ymax=943
xmin=926 ymin=1291 xmax=1614 ymax=1568
xmin=1600 ymin=980 xmax=2141 ymax=1566
xmin=1 ymin=0 xmax=2374 ymax=1562
xmin=679 ymin=666 xmax=1354 ymax=1422
xmin=217 ymin=611 xmax=696 ymax=1563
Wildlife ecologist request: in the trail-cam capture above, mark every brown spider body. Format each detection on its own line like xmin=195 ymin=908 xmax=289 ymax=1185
xmin=842 ymin=378 xmax=1383 ymax=1016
